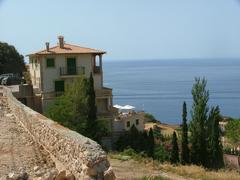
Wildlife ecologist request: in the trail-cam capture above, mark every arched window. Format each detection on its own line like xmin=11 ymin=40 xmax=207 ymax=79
xmin=94 ymin=55 xmax=102 ymax=74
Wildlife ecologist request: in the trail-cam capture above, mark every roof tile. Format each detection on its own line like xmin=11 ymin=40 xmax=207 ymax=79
xmin=28 ymin=43 xmax=105 ymax=56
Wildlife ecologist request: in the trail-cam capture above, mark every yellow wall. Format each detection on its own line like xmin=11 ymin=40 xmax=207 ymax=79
xmin=30 ymin=54 xmax=103 ymax=93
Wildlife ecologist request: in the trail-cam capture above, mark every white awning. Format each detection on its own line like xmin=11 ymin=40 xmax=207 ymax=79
xmin=114 ymin=104 xmax=135 ymax=110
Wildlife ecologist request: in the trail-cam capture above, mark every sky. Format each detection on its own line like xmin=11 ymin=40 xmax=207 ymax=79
xmin=0 ymin=0 xmax=240 ymax=61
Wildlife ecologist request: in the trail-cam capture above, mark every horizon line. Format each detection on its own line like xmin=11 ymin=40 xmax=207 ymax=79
xmin=104 ymin=57 xmax=240 ymax=61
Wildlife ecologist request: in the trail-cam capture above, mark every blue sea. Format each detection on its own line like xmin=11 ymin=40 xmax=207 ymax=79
xmin=103 ymin=59 xmax=240 ymax=124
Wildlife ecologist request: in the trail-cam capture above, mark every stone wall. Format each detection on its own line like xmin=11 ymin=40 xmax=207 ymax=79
xmin=2 ymin=86 xmax=115 ymax=180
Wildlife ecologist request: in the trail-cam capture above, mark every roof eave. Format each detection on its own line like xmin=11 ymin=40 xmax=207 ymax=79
xmin=26 ymin=51 xmax=106 ymax=57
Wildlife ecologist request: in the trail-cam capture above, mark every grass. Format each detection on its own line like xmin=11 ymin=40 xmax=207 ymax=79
xmin=139 ymin=176 xmax=169 ymax=180
xmin=157 ymin=163 xmax=240 ymax=180
xmin=109 ymin=150 xmax=240 ymax=180
xmin=109 ymin=148 xmax=152 ymax=163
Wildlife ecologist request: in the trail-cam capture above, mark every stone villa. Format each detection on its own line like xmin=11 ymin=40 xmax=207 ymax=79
xmin=28 ymin=36 xmax=113 ymax=117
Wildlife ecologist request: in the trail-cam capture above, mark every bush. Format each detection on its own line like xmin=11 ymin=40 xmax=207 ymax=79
xmin=115 ymin=125 xmax=155 ymax=157
xmin=225 ymin=119 xmax=240 ymax=144
xmin=110 ymin=148 xmax=149 ymax=162
xmin=154 ymin=145 xmax=170 ymax=162
xmin=144 ymin=113 xmax=158 ymax=123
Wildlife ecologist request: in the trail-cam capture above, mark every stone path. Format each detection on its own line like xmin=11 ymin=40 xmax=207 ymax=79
xmin=0 ymin=93 xmax=56 ymax=179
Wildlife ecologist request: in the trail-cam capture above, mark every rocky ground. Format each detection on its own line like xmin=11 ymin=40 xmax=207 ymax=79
xmin=0 ymin=95 xmax=58 ymax=179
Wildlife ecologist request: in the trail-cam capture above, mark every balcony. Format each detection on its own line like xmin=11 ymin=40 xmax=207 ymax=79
xmin=59 ymin=66 xmax=85 ymax=77
xmin=95 ymin=87 xmax=112 ymax=97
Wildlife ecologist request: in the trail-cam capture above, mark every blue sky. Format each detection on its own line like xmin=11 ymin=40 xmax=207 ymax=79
xmin=0 ymin=0 xmax=240 ymax=60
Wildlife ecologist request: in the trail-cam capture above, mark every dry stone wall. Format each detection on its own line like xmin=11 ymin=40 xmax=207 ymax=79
xmin=2 ymin=86 xmax=115 ymax=180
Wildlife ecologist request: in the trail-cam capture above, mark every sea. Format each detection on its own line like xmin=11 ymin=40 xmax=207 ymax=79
xmin=103 ymin=59 xmax=240 ymax=125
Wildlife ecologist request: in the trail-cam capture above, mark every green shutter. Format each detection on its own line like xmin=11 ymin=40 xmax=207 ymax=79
xmin=55 ymin=80 xmax=64 ymax=92
xmin=46 ymin=58 xmax=55 ymax=67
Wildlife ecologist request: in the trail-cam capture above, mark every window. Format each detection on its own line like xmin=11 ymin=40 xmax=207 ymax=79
xmin=46 ymin=58 xmax=55 ymax=68
xmin=55 ymin=80 xmax=64 ymax=92
xmin=136 ymin=119 xmax=139 ymax=125
xmin=127 ymin=121 xmax=130 ymax=127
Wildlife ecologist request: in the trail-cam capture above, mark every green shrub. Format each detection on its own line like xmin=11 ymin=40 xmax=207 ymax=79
xmin=154 ymin=145 xmax=170 ymax=162
xmin=110 ymin=148 xmax=149 ymax=162
xmin=225 ymin=119 xmax=240 ymax=144
xmin=115 ymin=125 xmax=153 ymax=156
xmin=144 ymin=113 xmax=158 ymax=123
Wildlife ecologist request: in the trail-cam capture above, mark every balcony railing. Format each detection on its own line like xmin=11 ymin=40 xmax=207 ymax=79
xmin=59 ymin=66 xmax=85 ymax=76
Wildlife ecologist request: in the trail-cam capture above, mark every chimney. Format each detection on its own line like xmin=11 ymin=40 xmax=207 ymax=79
xmin=58 ymin=36 xmax=64 ymax=48
xmin=45 ymin=42 xmax=50 ymax=51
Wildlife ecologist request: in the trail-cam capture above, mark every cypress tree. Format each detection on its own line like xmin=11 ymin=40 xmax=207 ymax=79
xmin=87 ymin=73 xmax=97 ymax=121
xmin=207 ymin=106 xmax=224 ymax=169
xmin=148 ymin=128 xmax=155 ymax=157
xmin=86 ymin=73 xmax=97 ymax=140
xmin=130 ymin=125 xmax=140 ymax=150
xmin=142 ymin=130 xmax=149 ymax=152
xmin=170 ymin=131 xmax=179 ymax=164
xmin=190 ymin=78 xmax=209 ymax=166
xmin=181 ymin=101 xmax=189 ymax=164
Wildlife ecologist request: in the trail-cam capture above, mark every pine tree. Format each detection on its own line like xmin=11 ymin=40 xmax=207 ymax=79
xmin=148 ymin=128 xmax=155 ymax=157
xmin=181 ymin=101 xmax=189 ymax=164
xmin=170 ymin=131 xmax=179 ymax=164
xmin=206 ymin=106 xmax=224 ymax=169
xmin=190 ymin=78 xmax=209 ymax=166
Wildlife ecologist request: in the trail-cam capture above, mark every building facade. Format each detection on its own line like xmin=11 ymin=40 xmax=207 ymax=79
xmin=28 ymin=36 xmax=113 ymax=116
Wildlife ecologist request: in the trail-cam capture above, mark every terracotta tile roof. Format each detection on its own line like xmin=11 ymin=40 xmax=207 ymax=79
xmin=28 ymin=43 xmax=106 ymax=56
